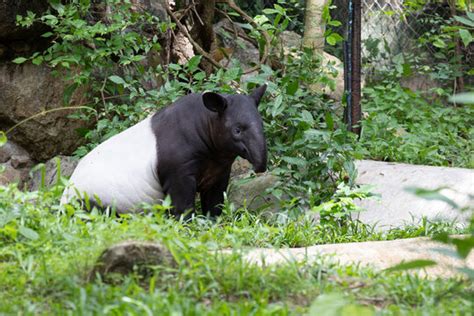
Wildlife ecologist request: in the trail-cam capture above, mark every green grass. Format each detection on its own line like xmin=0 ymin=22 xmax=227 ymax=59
xmin=0 ymin=184 xmax=472 ymax=315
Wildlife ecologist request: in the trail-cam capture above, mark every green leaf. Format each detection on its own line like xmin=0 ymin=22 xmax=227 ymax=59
xmin=432 ymin=38 xmax=446 ymax=48
xmin=187 ymin=55 xmax=202 ymax=72
xmin=327 ymin=20 xmax=342 ymax=27
xmin=63 ymin=83 xmax=78 ymax=105
xmin=309 ymin=294 xmax=374 ymax=316
xmin=108 ymin=75 xmax=126 ymax=85
xmin=454 ymin=15 xmax=474 ymax=28
xmin=301 ymin=110 xmax=314 ymax=124
xmin=12 ymin=57 xmax=28 ymax=64
xmin=449 ymin=92 xmax=474 ymax=104
xmin=282 ymin=156 xmax=307 ymax=167
xmin=325 ymin=112 xmax=334 ymax=130
xmin=286 ymin=81 xmax=298 ymax=96
xmin=459 ymin=29 xmax=473 ymax=47
xmin=309 ymin=294 xmax=347 ymax=316
xmin=326 ymin=32 xmax=344 ymax=46
xmin=262 ymin=8 xmax=279 ymax=15
xmin=32 ymin=56 xmax=43 ymax=65
xmin=404 ymin=187 xmax=459 ymax=209
xmin=0 ymin=131 xmax=7 ymax=147
xmin=271 ymin=94 xmax=284 ymax=117
xmin=19 ymin=226 xmax=39 ymax=240
xmin=467 ymin=11 xmax=474 ymax=21
xmin=41 ymin=32 xmax=54 ymax=38
xmin=385 ymin=259 xmax=437 ymax=273
xmin=451 ymin=236 xmax=474 ymax=259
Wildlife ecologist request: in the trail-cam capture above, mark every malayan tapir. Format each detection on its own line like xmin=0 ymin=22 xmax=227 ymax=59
xmin=60 ymin=84 xmax=268 ymax=217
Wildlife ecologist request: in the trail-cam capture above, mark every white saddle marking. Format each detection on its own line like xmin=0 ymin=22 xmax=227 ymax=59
xmin=61 ymin=116 xmax=164 ymax=212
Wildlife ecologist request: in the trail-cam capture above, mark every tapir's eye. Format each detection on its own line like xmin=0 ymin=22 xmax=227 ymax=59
xmin=233 ymin=126 xmax=242 ymax=136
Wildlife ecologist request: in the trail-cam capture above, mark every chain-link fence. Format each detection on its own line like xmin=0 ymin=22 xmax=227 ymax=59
xmin=331 ymin=0 xmax=450 ymax=78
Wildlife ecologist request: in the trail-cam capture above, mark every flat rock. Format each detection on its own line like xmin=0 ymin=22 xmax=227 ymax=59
xmin=354 ymin=160 xmax=473 ymax=230
xmin=227 ymin=237 xmax=474 ymax=278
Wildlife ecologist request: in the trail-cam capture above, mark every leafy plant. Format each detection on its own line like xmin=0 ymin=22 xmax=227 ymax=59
xmin=14 ymin=0 xmax=170 ymax=153
xmin=358 ymin=81 xmax=474 ymax=168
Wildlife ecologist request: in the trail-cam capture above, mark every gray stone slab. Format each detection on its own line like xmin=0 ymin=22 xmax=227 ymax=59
xmin=226 ymin=237 xmax=474 ymax=278
xmin=354 ymin=160 xmax=473 ymax=230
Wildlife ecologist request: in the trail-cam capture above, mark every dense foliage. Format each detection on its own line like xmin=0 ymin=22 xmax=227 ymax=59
xmin=358 ymin=81 xmax=473 ymax=168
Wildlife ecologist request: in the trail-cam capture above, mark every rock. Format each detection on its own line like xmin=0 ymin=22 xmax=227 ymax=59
xmin=10 ymin=155 xmax=31 ymax=169
xmin=354 ymin=160 xmax=473 ymax=230
xmin=29 ymin=156 xmax=78 ymax=191
xmin=0 ymin=63 xmax=90 ymax=161
xmin=0 ymin=141 xmax=33 ymax=187
xmin=230 ymin=157 xmax=252 ymax=178
xmin=278 ymin=31 xmax=303 ymax=52
xmin=89 ymin=241 xmax=175 ymax=281
xmin=318 ymin=52 xmax=345 ymax=101
xmin=0 ymin=162 xmax=29 ymax=187
xmin=0 ymin=140 xmax=30 ymax=163
xmin=173 ymin=32 xmax=195 ymax=64
xmin=227 ymin=236 xmax=474 ymax=278
xmin=228 ymin=173 xmax=281 ymax=215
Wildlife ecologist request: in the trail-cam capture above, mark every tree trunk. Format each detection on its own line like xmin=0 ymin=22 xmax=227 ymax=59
xmin=190 ymin=0 xmax=216 ymax=74
xmin=302 ymin=0 xmax=328 ymax=53
xmin=448 ymin=0 xmax=465 ymax=94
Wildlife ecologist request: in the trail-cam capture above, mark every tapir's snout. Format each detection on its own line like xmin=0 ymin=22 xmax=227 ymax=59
xmin=253 ymin=160 xmax=267 ymax=173
xmin=246 ymin=132 xmax=267 ymax=174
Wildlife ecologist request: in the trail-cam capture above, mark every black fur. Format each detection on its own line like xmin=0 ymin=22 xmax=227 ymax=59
xmin=151 ymin=85 xmax=267 ymax=217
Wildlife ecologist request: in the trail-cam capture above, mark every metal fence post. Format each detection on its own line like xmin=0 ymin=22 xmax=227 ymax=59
xmin=344 ymin=0 xmax=361 ymax=137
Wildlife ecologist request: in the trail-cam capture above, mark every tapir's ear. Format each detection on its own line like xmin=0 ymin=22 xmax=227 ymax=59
xmin=250 ymin=84 xmax=267 ymax=106
xmin=202 ymin=92 xmax=228 ymax=114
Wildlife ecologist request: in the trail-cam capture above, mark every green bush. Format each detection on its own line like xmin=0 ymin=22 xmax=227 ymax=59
xmin=358 ymin=81 xmax=474 ymax=168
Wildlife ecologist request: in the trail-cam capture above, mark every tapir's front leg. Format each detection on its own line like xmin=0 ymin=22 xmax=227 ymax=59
xmin=162 ymin=175 xmax=197 ymax=218
xmin=200 ymin=171 xmax=231 ymax=217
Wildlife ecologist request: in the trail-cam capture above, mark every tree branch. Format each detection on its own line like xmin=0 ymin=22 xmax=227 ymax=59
xmin=225 ymin=0 xmax=271 ymax=74
xmin=166 ymin=5 xmax=223 ymax=69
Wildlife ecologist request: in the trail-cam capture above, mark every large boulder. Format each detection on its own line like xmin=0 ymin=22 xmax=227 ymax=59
xmin=0 ymin=63 xmax=89 ymax=161
xmin=354 ymin=160 xmax=473 ymax=230
xmin=0 ymin=0 xmax=171 ymax=162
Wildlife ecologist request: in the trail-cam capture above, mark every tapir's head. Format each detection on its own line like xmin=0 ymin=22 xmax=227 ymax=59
xmin=202 ymin=84 xmax=268 ymax=173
